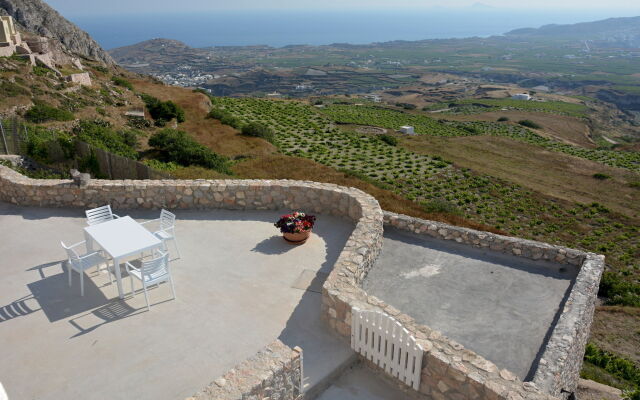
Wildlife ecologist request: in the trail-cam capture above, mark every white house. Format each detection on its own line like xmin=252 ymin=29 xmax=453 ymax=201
xmin=512 ymin=93 xmax=532 ymax=101
xmin=400 ymin=126 xmax=415 ymax=135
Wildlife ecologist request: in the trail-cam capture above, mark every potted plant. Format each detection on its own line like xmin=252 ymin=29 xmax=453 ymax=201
xmin=275 ymin=211 xmax=316 ymax=244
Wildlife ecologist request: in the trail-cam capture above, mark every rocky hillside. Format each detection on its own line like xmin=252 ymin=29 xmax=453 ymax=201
xmin=0 ymin=0 xmax=113 ymax=64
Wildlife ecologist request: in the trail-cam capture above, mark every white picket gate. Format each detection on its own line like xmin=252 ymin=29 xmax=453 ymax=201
xmin=351 ymin=307 xmax=423 ymax=390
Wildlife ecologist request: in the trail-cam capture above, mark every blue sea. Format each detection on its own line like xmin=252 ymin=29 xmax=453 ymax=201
xmin=67 ymin=9 xmax=639 ymax=50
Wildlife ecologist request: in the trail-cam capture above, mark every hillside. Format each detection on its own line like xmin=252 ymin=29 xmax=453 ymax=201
xmin=109 ymin=38 xmax=208 ymax=67
xmin=506 ymin=16 xmax=640 ymax=44
xmin=0 ymin=0 xmax=113 ymax=64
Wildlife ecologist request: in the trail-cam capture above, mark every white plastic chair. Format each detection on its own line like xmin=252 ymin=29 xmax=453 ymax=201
xmin=61 ymin=241 xmax=112 ymax=296
xmin=85 ymin=205 xmax=120 ymax=226
xmin=141 ymin=209 xmax=181 ymax=259
xmin=125 ymin=250 xmax=175 ymax=311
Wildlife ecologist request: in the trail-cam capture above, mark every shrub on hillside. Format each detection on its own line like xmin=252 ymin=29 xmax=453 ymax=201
xmin=24 ymin=103 xmax=74 ymax=123
xmin=378 ymin=134 xmax=398 ymax=146
xmin=421 ymin=199 xmax=461 ymax=215
xmin=209 ymin=107 xmax=243 ymax=129
xmin=148 ymin=129 xmax=230 ymax=174
xmin=497 ymin=116 xmax=509 ymax=122
xmin=241 ymin=122 xmax=275 ymax=143
xmin=598 ymin=271 xmax=640 ymax=307
xmin=518 ymin=119 xmax=542 ymax=129
xmin=141 ymin=94 xmax=185 ymax=123
xmin=111 ymin=76 xmax=134 ymax=91
xmin=593 ymin=173 xmax=611 ymax=180
xmin=73 ymin=119 xmax=140 ymax=159
xmin=24 ymin=126 xmax=74 ymax=163
xmin=395 ymin=102 xmax=417 ymax=110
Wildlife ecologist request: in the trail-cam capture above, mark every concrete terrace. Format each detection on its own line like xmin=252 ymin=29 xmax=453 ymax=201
xmin=363 ymin=227 xmax=578 ymax=381
xmin=0 ymin=202 xmax=355 ymax=400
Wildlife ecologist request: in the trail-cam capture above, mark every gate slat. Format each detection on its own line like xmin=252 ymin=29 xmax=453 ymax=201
xmin=351 ymin=308 xmax=423 ymax=390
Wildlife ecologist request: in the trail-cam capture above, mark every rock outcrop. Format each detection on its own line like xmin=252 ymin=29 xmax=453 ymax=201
xmin=0 ymin=0 xmax=114 ymax=64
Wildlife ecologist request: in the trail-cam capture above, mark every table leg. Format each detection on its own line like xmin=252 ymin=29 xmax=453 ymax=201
xmin=113 ymin=256 xmax=124 ymax=299
xmin=84 ymin=231 xmax=94 ymax=252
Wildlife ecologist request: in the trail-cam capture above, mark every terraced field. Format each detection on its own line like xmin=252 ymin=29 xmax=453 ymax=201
xmin=320 ymin=105 xmax=640 ymax=172
xmin=212 ymin=98 xmax=640 ymax=290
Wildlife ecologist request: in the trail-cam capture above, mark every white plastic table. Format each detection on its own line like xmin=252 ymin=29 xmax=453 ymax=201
xmin=84 ymin=216 xmax=162 ymax=299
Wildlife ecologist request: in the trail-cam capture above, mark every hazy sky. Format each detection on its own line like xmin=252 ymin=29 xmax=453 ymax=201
xmin=47 ymin=0 xmax=640 ymax=15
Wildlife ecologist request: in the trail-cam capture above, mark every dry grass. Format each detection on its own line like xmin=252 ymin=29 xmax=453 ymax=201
xmin=590 ymin=306 xmax=640 ymax=366
xmin=401 ymin=135 xmax=640 ymax=219
xmin=438 ymin=110 xmax=595 ymax=148
xmin=130 ymin=79 xmax=276 ymax=158
xmin=234 ymin=154 xmax=502 ymax=233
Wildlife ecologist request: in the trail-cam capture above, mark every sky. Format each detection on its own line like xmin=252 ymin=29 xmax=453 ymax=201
xmin=47 ymin=0 xmax=640 ymax=16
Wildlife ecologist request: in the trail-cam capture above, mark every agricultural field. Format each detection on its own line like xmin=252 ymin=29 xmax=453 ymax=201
xmin=458 ymin=98 xmax=589 ymax=116
xmin=438 ymin=110 xmax=595 ymax=148
xmin=211 ymin=97 xmax=640 ymax=292
xmin=319 ymin=104 xmax=640 ymax=172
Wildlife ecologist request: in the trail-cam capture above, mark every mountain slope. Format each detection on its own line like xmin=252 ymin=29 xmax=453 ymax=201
xmin=506 ymin=16 xmax=640 ymax=44
xmin=0 ymin=0 xmax=114 ymax=64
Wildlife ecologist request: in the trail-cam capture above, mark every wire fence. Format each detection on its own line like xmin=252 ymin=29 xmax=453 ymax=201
xmin=0 ymin=117 xmax=28 ymax=155
xmin=0 ymin=118 xmax=171 ymax=180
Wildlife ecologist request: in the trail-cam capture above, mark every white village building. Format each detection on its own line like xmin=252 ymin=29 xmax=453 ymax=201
xmin=512 ymin=93 xmax=532 ymax=101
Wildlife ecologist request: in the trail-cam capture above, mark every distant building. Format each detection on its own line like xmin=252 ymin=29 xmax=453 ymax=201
xmin=363 ymin=94 xmax=381 ymax=103
xmin=266 ymin=91 xmax=282 ymax=98
xmin=400 ymin=126 xmax=415 ymax=135
xmin=0 ymin=16 xmax=22 ymax=57
xmin=512 ymin=93 xmax=532 ymax=101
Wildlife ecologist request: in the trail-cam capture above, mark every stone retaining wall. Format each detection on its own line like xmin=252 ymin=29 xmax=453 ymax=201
xmin=322 ymin=211 xmax=604 ymax=400
xmin=189 ymin=340 xmax=302 ymax=400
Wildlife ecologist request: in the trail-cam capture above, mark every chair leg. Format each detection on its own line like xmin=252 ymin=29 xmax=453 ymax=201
xmin=108 ymin=263 xmax=113 ymax=285
xmin=143 ymin=283 xmax=150 ymax=311
xmin=173 ymin=236 xmax=181 ymax=259
xmin=68 ymin=263 xmax=72 ymax=287
xmin=80 ymin=270 xmax=84 ymax=297
xmin=130 ymin=274 xmax=135 ymax=297
xmin=169 ymin=276 xmax=176 ymax=300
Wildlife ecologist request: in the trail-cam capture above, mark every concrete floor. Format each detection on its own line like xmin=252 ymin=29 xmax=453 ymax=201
xmin=316 ymin=365 xmax=412 ymax=400
xmin=0 ymin=202 xmax=355 ymax=400
xmin=363 ymin=227 xmax=577 ymax=380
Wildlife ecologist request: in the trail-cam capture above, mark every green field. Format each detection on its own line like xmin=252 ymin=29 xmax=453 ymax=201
xmin=319 ymin=104 xmax=640 ymax=172
xmin=212 ymin=98 xmax=640 ymax=300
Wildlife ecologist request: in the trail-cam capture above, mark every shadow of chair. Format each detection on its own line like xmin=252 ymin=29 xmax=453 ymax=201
xmin=68 ymin=299 xmax=141 ymax=337
xmin=26 ymin=261 xmax=111 ymax=323
xmin=0 ymin=294 xmax=41 ymax=323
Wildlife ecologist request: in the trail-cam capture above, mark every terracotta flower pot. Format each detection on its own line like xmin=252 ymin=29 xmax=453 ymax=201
xmin=283 ymin=230 xmax=311 ymax=245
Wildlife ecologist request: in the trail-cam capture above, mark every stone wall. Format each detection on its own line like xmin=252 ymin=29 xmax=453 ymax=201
xmin=322 ymin=211 xmax=604 ymax=400
xmin=189 ymin=340 xmax=302 ymax=400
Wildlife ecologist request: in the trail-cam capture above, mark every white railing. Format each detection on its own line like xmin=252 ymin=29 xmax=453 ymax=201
xmin=351 ymin=307 xmax=423 ymax=390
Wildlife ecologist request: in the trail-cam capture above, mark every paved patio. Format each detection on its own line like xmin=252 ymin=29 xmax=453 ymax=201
xmin=363 ymin=227 xmax=578 ymax=380
xmin=0 ymin=202 xmax=355 ymax=400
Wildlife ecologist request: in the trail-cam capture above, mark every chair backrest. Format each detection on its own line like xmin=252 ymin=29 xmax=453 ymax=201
xmin=141 ymin=251 xmax=169 ymax=278
xmin=60 ymin=241 xmax=81 ymax=267
xmin=86 ymin=205 xmax=115 ymax=226
xmin=159 ymin=209 xmax=176 ymax=231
